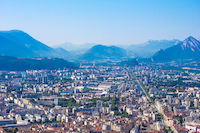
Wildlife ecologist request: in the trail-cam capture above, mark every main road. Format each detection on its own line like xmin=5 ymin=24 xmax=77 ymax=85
xmin=131 ymin=71 xmax=152 ymax=103
xmin=130 ymin=70 xmax=178 ymax=133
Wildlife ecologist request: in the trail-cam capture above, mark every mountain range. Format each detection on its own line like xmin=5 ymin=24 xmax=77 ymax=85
xmin=152 ymin=36 xmax=200 ymax=62
xmin=56 ymin=40 xmax=180 ymax=58
xmin=0 ymin=30 xmax=199 ymax=63
xmin=0 ymin=30 xmax=70 ymax=58
xmin=127 ymin=40 xmax=180 ymax=57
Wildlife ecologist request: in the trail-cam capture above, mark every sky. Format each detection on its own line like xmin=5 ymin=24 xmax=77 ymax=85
xmin=0 ymin=0 xmax=200 ymax=46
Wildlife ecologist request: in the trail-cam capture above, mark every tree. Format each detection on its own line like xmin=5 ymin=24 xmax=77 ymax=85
xmin=177 ymin=115 xmax=183 ymax=126
xmin=111 ymin=95 xmax=119 ymax=111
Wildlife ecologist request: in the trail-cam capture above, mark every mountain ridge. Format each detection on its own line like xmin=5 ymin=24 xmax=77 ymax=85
xmin=0 ymin=30 xmax=70 ymax=59
xmin=0 ymin=56 xmax=77 ymax=71
xmin=127 ymin=39 xmax=180 ymax=57
xmin=80 ymin=44 xmax=127 ymax=61
xmin=152 ymin=36 xmax=200 ymax=62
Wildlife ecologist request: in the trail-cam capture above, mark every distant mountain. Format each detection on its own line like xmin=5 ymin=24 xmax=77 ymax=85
xmin=53 ymin=43 xmax=96 ymax=58
xmin=80 ymin=45 xmax=127 ymax=61
xmin=0 ymin=30 xmax=70 ymax=58
xmin=54 ymin=47 xmax=71 ymax=59
xmin=152 ymin=36 xmax=200 ymax=62
xmin=127 ymin=40 xmax=180 ymax=57
xmin=0 ymin=56 xmax=77 ymax=71
xmin=55 ymin=42 xmax=95 ymax=52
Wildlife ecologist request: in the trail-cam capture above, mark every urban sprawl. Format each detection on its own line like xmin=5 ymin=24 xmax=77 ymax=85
xmin=0 ymin=63 xmax=200 ymax=133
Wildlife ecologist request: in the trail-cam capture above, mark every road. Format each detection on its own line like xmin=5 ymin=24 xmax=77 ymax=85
xmin=131 ymin=71 xmax=152 ymax=103
xmin=131 ymin=70 xmax=178 ymax=133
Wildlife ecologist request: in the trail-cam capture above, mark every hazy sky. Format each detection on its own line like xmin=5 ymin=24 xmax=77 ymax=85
xmin=0 ymin=0 xmax=200 ymax=46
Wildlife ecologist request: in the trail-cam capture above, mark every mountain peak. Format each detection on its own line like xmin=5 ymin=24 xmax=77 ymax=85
xmin=80 ymin=44 xmax=127 ymax=61
xmin=0 ymin=29 xmax=25 ymax=34
xmin=184 ymin=36 xmax=196 ymax=42
xmin=10 ymin=29 xmax=24 ymax=32
xmin=0 ymin=30 xmax=70 ymax=59
xmin=181 ymin=36 xmax=200 ymax=52
xmin=92 ymin=44 xmax=105 ymax=48
xmin=152 ymin=36 xmax=200 ymax=62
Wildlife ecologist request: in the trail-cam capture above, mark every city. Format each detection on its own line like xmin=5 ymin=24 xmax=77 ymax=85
xmin=0 ymin=0 xmax=200 ymax=132
xmin=0 ymin=61 xmax=200 ymax=132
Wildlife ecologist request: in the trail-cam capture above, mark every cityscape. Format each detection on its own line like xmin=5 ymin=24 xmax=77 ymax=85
xmin=0 ymin=60 xmax=200 ymax=132
xmin=0 ymin=0 xmax=200 ymax=133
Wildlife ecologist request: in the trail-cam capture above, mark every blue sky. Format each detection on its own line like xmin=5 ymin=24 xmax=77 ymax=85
xmin=0 ymin=0 xmax=200 ymax=46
